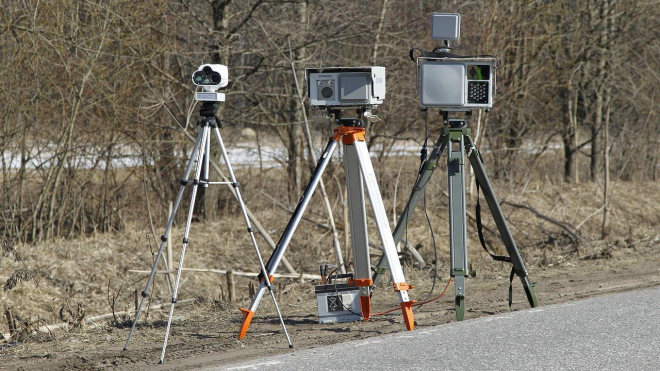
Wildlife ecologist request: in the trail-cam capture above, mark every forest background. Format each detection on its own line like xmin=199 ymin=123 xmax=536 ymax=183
xmin=1 ymin=0 xmax=660 ymax=359
xmin=2 ymin=0 xmax=658 ymax=243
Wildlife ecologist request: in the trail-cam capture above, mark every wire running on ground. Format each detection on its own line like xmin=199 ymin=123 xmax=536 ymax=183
xmin=371 ymin=277 xmax=453 ymax=317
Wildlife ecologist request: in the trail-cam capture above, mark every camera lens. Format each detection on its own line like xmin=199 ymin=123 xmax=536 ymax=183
xmin=210 ymin=73 xmax=221 ymax=84
xmin=321 ymin=87 xmax=333 ymax=99
xmin=194 ymin=74 xmax=203 ymax=83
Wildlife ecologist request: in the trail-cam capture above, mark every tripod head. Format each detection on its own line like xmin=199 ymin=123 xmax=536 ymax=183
xmin=328 ymin=107 xmax=382 ymax=127
xmin=197 ymin=101 xmax=221 ymax=128
xmin=441 ymin=110 xmax=470 ymax=128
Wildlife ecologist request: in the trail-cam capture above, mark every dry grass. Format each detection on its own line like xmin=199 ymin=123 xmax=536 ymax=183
xmin=1 ymin=153 xmax=659 ymax=343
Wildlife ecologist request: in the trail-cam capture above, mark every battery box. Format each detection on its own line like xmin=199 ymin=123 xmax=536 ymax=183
xmin=315 ymin=282 xmax=362 ymax=324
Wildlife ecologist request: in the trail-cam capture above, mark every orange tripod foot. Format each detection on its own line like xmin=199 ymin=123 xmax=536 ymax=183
xmin=401 ymin=301 xmax=415 ymax=331
xmin=360 ymin=295 xmax=371 ymax=321
xmin=238 ymin=308 xmax=254 ymax=339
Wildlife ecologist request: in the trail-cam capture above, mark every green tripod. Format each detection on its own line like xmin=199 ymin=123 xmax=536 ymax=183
xmin=372 ymin=112 xmax=538 ymax=320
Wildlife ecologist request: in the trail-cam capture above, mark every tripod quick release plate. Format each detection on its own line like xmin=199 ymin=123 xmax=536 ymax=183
xmin=195 ymin=92 xmax=226 ymax=102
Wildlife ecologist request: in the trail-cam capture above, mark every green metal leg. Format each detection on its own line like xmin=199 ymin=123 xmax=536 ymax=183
xmin=523 ymin=277 xmax=538 ymax=308
xmin=455 ymin=295 xmax=465 ymax=321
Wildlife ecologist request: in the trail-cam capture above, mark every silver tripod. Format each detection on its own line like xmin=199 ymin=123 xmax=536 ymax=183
xmin=123 ymin=100 xmax=292 ymax=364
xmin=238 ymin=110 xmax=416 ymax=340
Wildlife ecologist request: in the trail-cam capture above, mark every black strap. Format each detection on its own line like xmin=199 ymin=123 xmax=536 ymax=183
xmin=409 ymin=48 xmax=498 ymax=63
xmin=472 ymin=153 xmax=516 ymax=309
xmin=409 ymin=48 xmax=464 ymax=62
xmin=475 ymin=181 xmax=511 ymax=263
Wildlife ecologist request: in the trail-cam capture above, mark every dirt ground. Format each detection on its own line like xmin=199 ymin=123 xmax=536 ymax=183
xmin=2 ymin=180 xmax=660 ymax=370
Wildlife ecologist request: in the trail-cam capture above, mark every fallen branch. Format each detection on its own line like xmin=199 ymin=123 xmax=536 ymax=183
xmin=501 ymin=201 xmax=582 ymax=244
xmin=0 ymin=299 xmax=196 ymax=341
xmin=128 ymin=267 xmax=321 ymax=280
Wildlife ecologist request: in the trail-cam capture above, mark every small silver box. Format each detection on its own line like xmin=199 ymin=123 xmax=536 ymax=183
xmin=315 ymin=283 xmax=362 ymax=324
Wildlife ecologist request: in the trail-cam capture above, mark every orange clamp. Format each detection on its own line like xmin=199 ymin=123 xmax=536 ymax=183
xmin=331 ymin=126 xmax=366 ymax=144
xmin=348 ymin=278 xmax=373 ymax=287
xmin=393 ymin=282 xmax=414 ymax=291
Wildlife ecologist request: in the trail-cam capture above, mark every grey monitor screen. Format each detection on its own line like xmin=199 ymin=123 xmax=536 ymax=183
xmin=420 ymin=62 xmax=466 ymax=107
xmin=340 ymin=74 xmax=369 ymax=102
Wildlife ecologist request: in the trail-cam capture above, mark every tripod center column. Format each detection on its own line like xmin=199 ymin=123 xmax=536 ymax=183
xmin=446 ymin=128 xmax=469 ymax=298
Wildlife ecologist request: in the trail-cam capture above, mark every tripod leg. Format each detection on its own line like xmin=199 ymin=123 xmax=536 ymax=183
xmin=212 ymin=126 xmax=292 ymax=348
xmin=124 ymin=123 xmax=207 ymax=351
xmin=454 ymin=277 xmax=465 ymax=321
xmin=351 ymin=139 xmax=415 ymax=331
xmin=464 ymin=136 xmax=537 ymax=308
xmin=372 ymin=133 xmax=448 ymax=287
xmin=448 ymin=135 xmax=469 ymax=321
xmin=238 ymin=138 xmax=339 ymax=339
xmin=344 ymin=143 xmax=372 ymax=320
xmin=160 ymin=125 xmax=210 ymax=364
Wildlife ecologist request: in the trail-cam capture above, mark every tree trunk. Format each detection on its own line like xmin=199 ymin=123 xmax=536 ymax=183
xmin=563 ymin=134 xmax=577 ymax=183
xmin=284 ymin=0 xmax=307 ymax=202
xmin=589 ymin=117 xmax=602 ymax=181
xmin=195 ymin=0 xmax=235 ymax=221
xmin=563 ymin=88 xmax=579 ymax=183
xmin=602 ymin=105 xmax=610 ymax=238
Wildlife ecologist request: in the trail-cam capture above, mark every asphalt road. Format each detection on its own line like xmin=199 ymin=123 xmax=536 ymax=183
xmin=214 ymin=286 xmax=660 ymax=371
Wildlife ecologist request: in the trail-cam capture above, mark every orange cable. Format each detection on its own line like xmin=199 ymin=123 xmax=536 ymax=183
xmin=371 ymin=277 xmax=453 ymax=317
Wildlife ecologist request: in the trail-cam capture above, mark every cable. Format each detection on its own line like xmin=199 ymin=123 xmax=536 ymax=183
xmin=333 ymin=280 xmax=362 ymax=317
xmin=403 ymin=111 xmax=430 ymax=274
xmin=371 ymin=277 xmax=453 ymax=317
xmin=421 ymin=189 xmax=439 ymax=303
xmin=419 ymin=109 xmax=439 ymax=304
xmin=410 ymin=47 xmax=498 ymax=64
xmin=322 ymin=263 xmax=363 ymax=317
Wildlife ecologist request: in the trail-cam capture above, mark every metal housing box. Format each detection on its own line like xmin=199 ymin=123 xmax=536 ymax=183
xmin=315 ymin=283 xmax=362 ymax=324
xmin=417 ymin=57 xmax=496 ymax=110
xmin=306 ymin=66 xmax=386 ymax=108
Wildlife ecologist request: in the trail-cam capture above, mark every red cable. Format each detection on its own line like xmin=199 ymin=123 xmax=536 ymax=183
xmin=371 ymin=277 xmax=453 ymax=316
